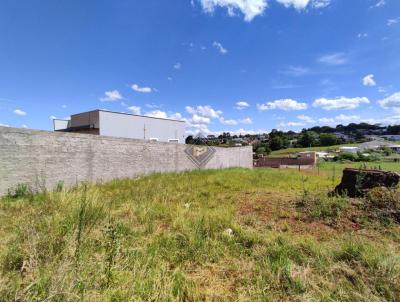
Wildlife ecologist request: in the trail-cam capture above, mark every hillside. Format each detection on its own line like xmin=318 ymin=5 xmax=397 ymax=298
xmin=269 ymin=142 xmax=400 ymax=157
xmin=1 ymin=168 xmax=400 ymax=301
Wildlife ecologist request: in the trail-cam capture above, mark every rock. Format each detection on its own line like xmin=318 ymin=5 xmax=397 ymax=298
xmin=223 ymin=228 xmax=234 ymax=237
xmin=334 ymin=168 xmax=400 ymax=197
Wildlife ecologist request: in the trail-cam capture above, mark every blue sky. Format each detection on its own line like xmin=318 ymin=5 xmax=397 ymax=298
xmin=0 ymin=0 xmax=400 ymax=135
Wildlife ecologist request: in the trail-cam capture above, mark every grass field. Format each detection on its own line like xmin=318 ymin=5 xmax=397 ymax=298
xmin=269 ymin=144 xmax=357 ymax=157
xmin=317 ymin=161 xmax=400 ymax=173
xmin=1 ymin=168 xmax=400 ymax=301
xmin=269 ymin=142 xmax=400 ymax=157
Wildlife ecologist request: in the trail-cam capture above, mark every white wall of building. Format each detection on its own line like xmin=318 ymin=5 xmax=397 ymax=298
xmin=99 ymin=110 xmax=185 ymax=143
xmin=53 ymin=119 xmax=70 ymax=131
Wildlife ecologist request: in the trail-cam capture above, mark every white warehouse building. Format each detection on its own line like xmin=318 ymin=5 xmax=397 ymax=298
xmin=54 ymin=109 xmax=186 ymax=144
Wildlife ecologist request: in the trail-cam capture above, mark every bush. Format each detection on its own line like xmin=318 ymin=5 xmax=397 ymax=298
xmin=296 ymin=192 xmax=350 ymax=223
xmin=334 ymin=153 xmax=358 ymax=162
xmin=334 ymin=152 xmax=381 ymax=163
xmin=7 ymin=183 xmax=32 ymax=198
xmin=365 ymin=187 xmax=400 ymax=224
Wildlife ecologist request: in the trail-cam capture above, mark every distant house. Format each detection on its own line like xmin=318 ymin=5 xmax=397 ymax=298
xmin=298 ymin=151 xmax=334 ymax=160
xmin=359 ymin=140 xmax=396 ymax=152
xmin=339 ymin=146 xmax=360 ymax=154
xmin=334 ymin=132 xmax=350 ymax=141
xmin=382 ymin=135 xmax=400 ymax=141
xmin=53 ymin=109 xmax=186 ymax=144
xmin=232 ymin=137 xmax=244 ymax=143
xmin=388 ymin=145 xmax=400 ymax=154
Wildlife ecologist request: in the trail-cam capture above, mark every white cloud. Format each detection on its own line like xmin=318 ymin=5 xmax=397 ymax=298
xmin=318 ymin=117 xmax=335 ymax=125
xmin=145 ymin=110 xmax=183 ymax=120
xmin=49 ymin=115 xmax=57 ymax=120
xmin=197 ymin=0 xmax=267 ymax=22
xmin=280 ymin=113 xmax=326 ymax=128
xmin=213 ymin=41 xmax=228 ymax=54
xmin=185 ymin=104 xmax=223 ymax=135
xmin=13 ymin=109 xmax=27 ymax=116
xmin=239 ymin=117 xmax=252 ymax=124
xmin=357 ymin=33 xmax=368 ymax=39
xmin=374 ymin=0 xmax=385 ymax=7
xmin=318 ymin=53 xmax=349 ymax=65
xmin=196 ymin=0 xmax=329 ymax=22
xmin=173 ymin=63 xmax=181 ymax=70
xmin=279 ymin=121 xmax=306 ymax=128
xmin=235 ymin=101 xmax=250 ymax=110
xmin=313 ymin=96 xmax=370 ymax=110
xmin=381 ymin=115 xmax=400 ymax=125
xmin=276 ymin=0 xmax=330 ymax=10
xmin=276 ymin=0 xmax=309 ymax=10
xmin=257 ymin=99 xmax=308 ymax=111
xmin=378 ymin=92 xmax=400 ymax=110
xmin=318 ymin=114 xmax=360 ymax=126
xmin=219 ymin=117 xmax=238 ymax=125
xmin=185 ymin=105 xmax=222 ymax=118
xmin=131 ymin=84 xmax=152 ymax=93
xmin=21 ymin=124 xmax=28 ymax=129
xmin=311 ymin=0 xmax=330 ymax=8
xmin=362 ymin=74 xmax=376 ymax=87
xmin=146 ymin=103 xmax=162 ymax=109
xmin=0 ymin=123 xmax=10 ymax=127
xmin=185 ymin=123 xmax=211 ymax=135
xmin=297 ymin=115 xmax=315 ymax=123
xmin=281 ymin=65 xmax=309 ymax=76
xmin=335 ymin=114 xmax=360 ymax=123
xmin=387 ymin=18 xmax=400 ymax=26
xmin=61 ymin=104 xmax=67 ymax=109
xmin=192 ymin=114 xmax=211 ymax=124
xmin=168 ymin=112 xmax=184 ymax=120
xmin=128 ymin=106 xmax=141 ymax=115
xmin=100 ymin=90 xmax=123 ymax=102
xmin=218 ymin=116 xmax=252 ymax=125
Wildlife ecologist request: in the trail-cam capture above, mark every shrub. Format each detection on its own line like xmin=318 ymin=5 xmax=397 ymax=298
xmin=335 ymin=153 xmax=358 ymax=162
xmin=7 ymin=183 xmax=32 ymax=198
xmin=297 ymin=192 xmax=350 ymax=223
xmin=364 ymin=187 xmax=400 ymax=224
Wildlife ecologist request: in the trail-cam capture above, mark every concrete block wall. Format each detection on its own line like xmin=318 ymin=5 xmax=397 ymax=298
xmin=0 ymin=127 xmax=253 ymax=195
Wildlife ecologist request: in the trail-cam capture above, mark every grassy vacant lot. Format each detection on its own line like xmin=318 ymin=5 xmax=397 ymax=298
xmin=1 ymin=168 xmax=400 ymax=301
xmin=269 ymin=144 xmax=357 ymax=157
xmin=317 ymin=161 xmax=400 ymax=174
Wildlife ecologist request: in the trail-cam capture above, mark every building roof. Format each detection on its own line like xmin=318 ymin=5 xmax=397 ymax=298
xmin=71 ymin=109 xmax=186 ymax=123
xmin=358 ymin=140 xmax=392 ymax=151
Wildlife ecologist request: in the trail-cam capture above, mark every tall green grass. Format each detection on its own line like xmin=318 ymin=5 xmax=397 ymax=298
xmin=0 ymin=168 xmax=399 ymax=301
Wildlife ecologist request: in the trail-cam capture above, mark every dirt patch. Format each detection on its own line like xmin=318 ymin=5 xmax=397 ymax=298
xmin=237 ymin=191 xmax=369 ymax=239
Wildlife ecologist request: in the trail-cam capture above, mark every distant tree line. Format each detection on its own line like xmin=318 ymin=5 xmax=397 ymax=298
xmin=185 ymin=122 xmax=400 ymax=155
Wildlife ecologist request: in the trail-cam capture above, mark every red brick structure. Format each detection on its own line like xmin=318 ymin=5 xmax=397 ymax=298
xmin=255 ymin=152 xmax=317 ymax=169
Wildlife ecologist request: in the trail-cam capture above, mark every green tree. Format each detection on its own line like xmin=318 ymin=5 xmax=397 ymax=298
xmin=319 ymin=133 xmax=339 ymax=146
xmin=185 ymin=135 xmax=194 ymax=144
xmin=269 ymin=136 xmax=286 ymax=151
xmin=298 ymin=131 xmax=319 ymax=147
